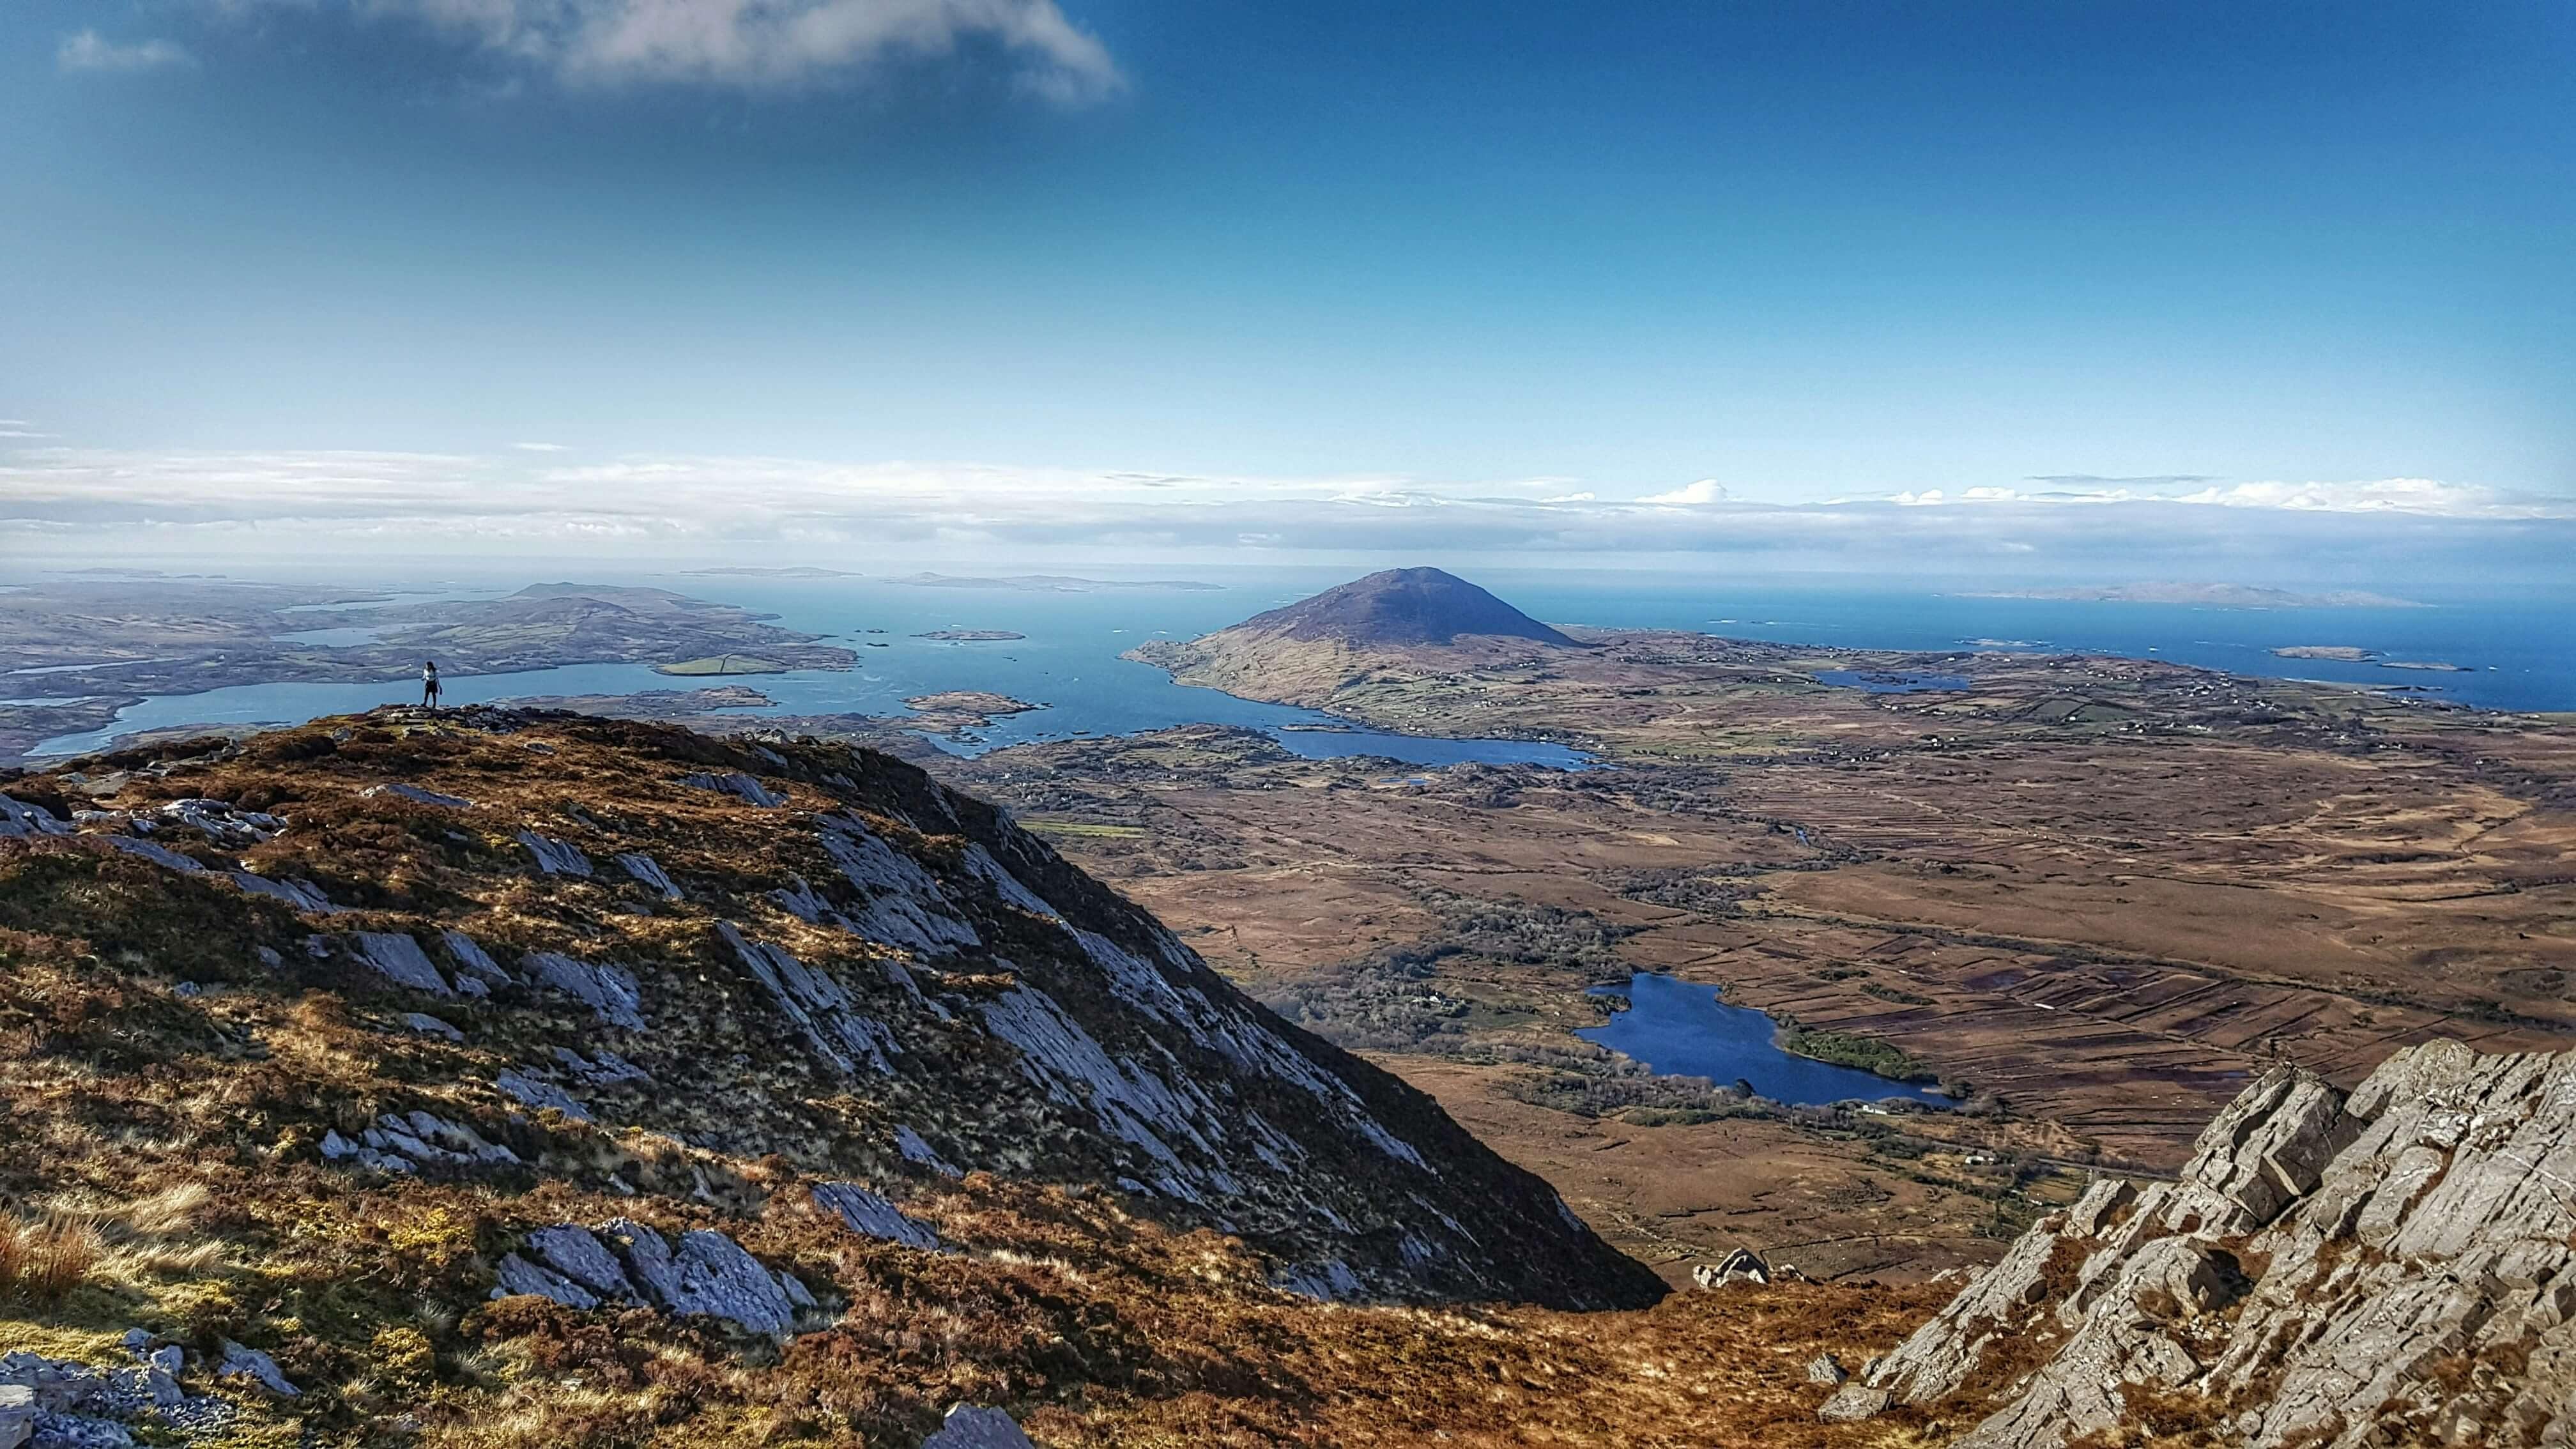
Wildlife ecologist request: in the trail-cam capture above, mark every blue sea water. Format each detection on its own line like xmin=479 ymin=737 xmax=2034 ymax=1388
xmin=1579 ymin=972 xmax=1952 ymax=1108
xmin=15 ymin=568 xmax=2575 ymax=758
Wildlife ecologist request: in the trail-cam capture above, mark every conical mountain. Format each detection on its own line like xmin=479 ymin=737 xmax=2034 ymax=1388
xmin=1232 ymin=567 xmax=1578 ymax=648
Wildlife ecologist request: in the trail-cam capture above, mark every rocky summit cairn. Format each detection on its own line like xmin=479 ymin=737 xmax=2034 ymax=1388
xmin=1823 ymin=1040 xmax=2576 ymax=1446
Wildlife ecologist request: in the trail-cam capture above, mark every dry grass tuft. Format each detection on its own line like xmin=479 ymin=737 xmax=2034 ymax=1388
xmin=0 ymin=1218 xmax=103 ymax=1305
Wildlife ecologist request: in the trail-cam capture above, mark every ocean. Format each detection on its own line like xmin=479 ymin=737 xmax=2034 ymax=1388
xmin=19 ymin=569 xmax=2575 ymax=759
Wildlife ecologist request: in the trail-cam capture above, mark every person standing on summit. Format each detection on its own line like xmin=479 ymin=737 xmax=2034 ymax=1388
xmin=422 ymin=659 xmax=441 ymax=710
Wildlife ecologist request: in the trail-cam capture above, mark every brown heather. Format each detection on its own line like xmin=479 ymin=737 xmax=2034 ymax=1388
xmin=0 ymin=709 xmax=1948 ymax=1447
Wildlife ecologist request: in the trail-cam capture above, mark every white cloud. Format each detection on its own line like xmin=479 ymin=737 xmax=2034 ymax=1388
xmin=1876 ymin=475 xmax=2572 ymax=520
xmin=57 ymin=31 xmax=197 ymax=72
xmin=206 ymin=0 xmax=1121 ymax=100
xmin=4 ymin=447 xmax=2569 ymax=580
xmin=511 ymin=441 xmax=571 ymax=452
xmin=1639 ymin=478 xmax=1726 ymax=505
xmin=2168 ymin=477 xmax=2557 ymax=518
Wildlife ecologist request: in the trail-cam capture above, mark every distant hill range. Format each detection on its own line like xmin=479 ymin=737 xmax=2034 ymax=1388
xmin=1126 ymin=567 xmax=1582 ymax=708
xmin=899 ymin=572 xmax=1223 ymax=593
xmin=1967 ymin=582 xmax=2425 ymax=609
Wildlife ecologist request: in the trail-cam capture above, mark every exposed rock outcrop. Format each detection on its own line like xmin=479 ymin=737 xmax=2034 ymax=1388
xmin=1839 ymin=1042 xmax=2576 ymax=1447
xmin=493 ymin=1219 xmax=813 ymax=1335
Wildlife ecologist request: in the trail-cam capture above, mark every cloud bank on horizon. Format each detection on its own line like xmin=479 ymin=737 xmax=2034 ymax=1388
xmin=6 ymin=441 xmax=2568 ymax=585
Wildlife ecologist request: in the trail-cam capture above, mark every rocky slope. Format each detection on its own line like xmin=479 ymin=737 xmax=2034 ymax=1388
xmin=9 ymin=707 xmax=1976 ymax=1448
xmin=0 ymin=709 xmax=1655 ymax=1311
xmin=1825 ymin=1041 xmax=2576 ymax=1446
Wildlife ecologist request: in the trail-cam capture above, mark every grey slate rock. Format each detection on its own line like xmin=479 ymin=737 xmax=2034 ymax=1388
xmin=680 ymin=772 xmax=785 ymax=808
xmin=493 ymin=1254 xmax=597 ymax=1309
xmin=30 ymin=1414 xmax=134 ymax=1449
xmin=352 ymin=932 xmax=450 ymax=995
xmin=525 ymin=1225 xmax=637 ymax=1301
xmin=493 ymin=1070 xmax=592 ymax=1121
xmin=517 ymin=831 xmax=593 ymax=877
xmin=500 ymin=1222 xmax=801 ymax=1335
xmin=897 ymin=1124 xmax=965 ymax=1178
xmin=440 ymin=931 xmax=510 ymax=996
xmin=523 ymin=951 xmax=645 ymax=1029
xmin=214 ymin=1342 xmax=296 ymax=1399
xmin=0 ymin=795 xmax=70 ymax=839
xmin=813 ymin=1183 xmax=944 ymax=1252
xmin=402 ymin=1012 xmax=464 ymax=1041
xmin=617 ymin=852 xmax=682 ymax=899
xmin=918 ymin=1406 xmax=1038 ymax=1449
xmin=1818 ymin=1384 xmax=1890 ymax=1423
xmin=1853 ymin=1046 xmax=2576 ymax=1449
xmin=102 ymin=836 xmax=203 ymax=873
xmin=226 ymin=871 xmax=338 ymax=913
xmin=363 ymin=783 xmax=473 ymax=809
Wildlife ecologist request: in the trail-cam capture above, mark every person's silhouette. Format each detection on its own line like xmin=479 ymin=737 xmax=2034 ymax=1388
xmin=422 ymin=660 xmax=441 ymax=709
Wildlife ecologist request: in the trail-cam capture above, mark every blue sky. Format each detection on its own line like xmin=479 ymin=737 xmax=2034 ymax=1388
xmin=4 ymin=0 xmax=2572 ymax=581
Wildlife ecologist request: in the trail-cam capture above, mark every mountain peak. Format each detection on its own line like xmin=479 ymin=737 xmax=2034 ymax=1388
xmin=1237 ymin=568 xmax=1577 ymax=648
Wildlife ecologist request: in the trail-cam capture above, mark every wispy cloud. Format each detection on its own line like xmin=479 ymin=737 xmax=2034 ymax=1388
xmin=57 ymin=31 xmax=197 ymax=73
xmin=512 ymin=441 xmax=571 ymax=452
xmin=199 ymin=0 xmax=1122 ymax=101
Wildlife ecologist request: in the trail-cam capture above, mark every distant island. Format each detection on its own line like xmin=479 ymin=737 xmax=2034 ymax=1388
xmin=901 ymin=691 xmax=1044 ymax=734
xmin=2271 ymin=645 xmax=2472 ymax=673
xmin=900 ymin=573 xmax=1222 ymax=593
xmin=1971 ymin=583 xmax=2425 ymax=609
xmin=2271 ymin=645 xmax=2379 ymax=661
xmin=914 ymin=628 xmax=1027 ymax=641
xmin=679 ymin=567 xmax=862 ymax=579
xmin=654 ymin=654 xmax=790 ymax=676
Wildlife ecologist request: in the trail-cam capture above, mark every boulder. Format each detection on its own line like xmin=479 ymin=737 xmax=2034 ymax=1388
xmin=0 ymin=795 xmax=71 ymax=839
xmin=1692 ymin=1248 xmax=1770 ymax=1289
xmin=0 ymin=1386 xmax=32 ymax=1449
xmin=1806 ymin=1353 xmax=1848 ymax=1386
